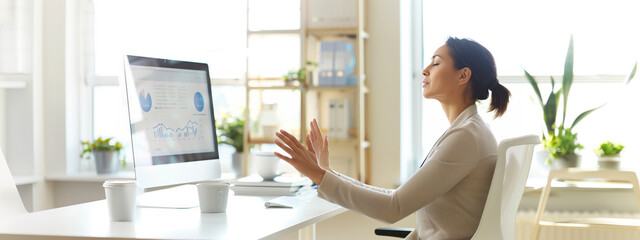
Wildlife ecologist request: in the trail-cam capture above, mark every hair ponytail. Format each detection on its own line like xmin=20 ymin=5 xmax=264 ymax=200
xmin=489 ymin=82 xmax=511 ymax=118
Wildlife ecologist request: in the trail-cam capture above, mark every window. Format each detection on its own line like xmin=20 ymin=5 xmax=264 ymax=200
xmin=84 ymin=0 xmax=303 ymax=174
xmin=421 ymin=0 xmax=640 ymax=174
xmin=84 ymin=0 xmax=248 ymax=171
xmin=0 ymin=0 xmax=32 ymax=73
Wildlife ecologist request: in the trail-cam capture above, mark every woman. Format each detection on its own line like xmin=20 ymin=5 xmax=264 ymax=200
xmin=274 ymin=37 xmax=511 ymax=240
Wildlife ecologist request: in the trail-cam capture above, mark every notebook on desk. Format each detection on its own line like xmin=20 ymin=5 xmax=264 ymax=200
xmin=229 ymin=175 xmax=312 ymax=196
xmin=265 ymin=196 xmax=312 ymax=208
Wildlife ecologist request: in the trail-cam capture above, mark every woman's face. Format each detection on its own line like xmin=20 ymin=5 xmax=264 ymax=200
xmin=422 ymin=45 xmax=464 ymax=100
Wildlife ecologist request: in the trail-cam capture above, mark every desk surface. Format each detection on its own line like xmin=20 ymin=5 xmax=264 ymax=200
xmin=0 ymin=190 xmax=346 ymax=240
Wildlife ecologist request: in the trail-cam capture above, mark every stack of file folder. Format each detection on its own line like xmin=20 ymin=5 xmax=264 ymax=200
xmin=229 ymin=175 xmax=313 ymax=196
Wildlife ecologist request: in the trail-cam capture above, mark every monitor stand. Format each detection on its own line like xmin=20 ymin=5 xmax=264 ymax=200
xmin=136 ymin=184 xmax=200 ymax=209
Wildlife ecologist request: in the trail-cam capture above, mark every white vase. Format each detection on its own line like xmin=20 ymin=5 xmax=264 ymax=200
xmin=232 ymin=152 xmax=244 ymax=178
xmin=533 ymin=149 xmax=581 ymax=171
xmin=551 ymin=154 xmax=581 ymax=170
xmin=597 ymin=154 xmax=621 ymax=170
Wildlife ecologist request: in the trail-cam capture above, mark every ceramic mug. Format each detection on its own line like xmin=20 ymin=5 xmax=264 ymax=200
xmin=197 ymin=181 xmax=230 ymax=213
xmin=254 ymin=152 xmax=280 ymax=181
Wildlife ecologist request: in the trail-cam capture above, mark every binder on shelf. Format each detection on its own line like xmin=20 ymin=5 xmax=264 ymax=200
xmin=328 ymin=98 xmax=350 ymax=139
xmin=318 ymin=41 xmax=335 ymax=86
xmin=332 ymin=41 xmax=356 ymax=86
xmin=317 ymin=40 xmax=357 ymax=86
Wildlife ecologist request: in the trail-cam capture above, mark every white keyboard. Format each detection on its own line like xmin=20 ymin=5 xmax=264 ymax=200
xmin=264 ymin=196 xmax=311 ymax=208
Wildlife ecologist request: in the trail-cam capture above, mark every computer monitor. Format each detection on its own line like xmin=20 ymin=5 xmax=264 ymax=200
xmin=122 ymin=55 xmax=221 ymax=190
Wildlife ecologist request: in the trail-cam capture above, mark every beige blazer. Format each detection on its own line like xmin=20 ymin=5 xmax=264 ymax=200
xmin=318 ymin=104 xmax=497 ymax=240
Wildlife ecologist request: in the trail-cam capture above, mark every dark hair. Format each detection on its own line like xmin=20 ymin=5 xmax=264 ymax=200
xmin=445 ymin=37 xmax=511 ymax=118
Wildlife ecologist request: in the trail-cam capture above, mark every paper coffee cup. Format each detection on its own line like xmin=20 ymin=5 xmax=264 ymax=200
xmin=254 ymin=152 xmax=280 ymax=181
xmin=103 ymin=180 xmax=137 ymax=221
xmin=197 ymin=181 xmax=230 ymax=213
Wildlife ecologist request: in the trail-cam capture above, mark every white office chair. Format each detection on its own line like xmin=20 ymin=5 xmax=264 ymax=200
xmin=375 ymin=135 xmax=540 ymax=239
xmin=0 ymin=147 xmax=28 ymax=217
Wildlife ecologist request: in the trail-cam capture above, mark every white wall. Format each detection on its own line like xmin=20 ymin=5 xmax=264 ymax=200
xmin=366 ymin=0 xmax=403 ymax=189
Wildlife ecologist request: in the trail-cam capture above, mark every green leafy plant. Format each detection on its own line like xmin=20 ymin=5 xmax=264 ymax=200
xmin=524 ymin=35 xmax=637 ymax=161
xmin=217 ymin=113 xmax=244 ymax=153
xmin=544 ymin=126 xmax=583 ymax=160
xmin=283 ymin=61 xmax=318 ymax=84
xmin=80 ymin=137 xmax=123 ymax=158
xmin=595 ymin=141 xmax=624 ymax=156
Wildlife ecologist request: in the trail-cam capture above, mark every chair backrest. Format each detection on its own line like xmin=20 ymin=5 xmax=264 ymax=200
xmin=471 ymin=135 xmax=540 ymax=240
xmin=0 ymin=147 xmax=27 ymax=217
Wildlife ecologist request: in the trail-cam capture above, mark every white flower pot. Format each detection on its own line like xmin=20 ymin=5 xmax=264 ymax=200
xmin=597 ymin=154 xmax=621 ymax=170
xmin=550 ymin=154 xmax=581 ymax=170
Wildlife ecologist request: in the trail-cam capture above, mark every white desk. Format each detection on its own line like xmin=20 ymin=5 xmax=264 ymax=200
xmin=0 ymin=190 xmax=346 ymax=240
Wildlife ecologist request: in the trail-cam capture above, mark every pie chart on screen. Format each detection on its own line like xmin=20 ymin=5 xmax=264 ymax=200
xmin=194 ymin=92 xmax=204 ymax=112
xmin=139 ymin=90 xmax=152 ymax=112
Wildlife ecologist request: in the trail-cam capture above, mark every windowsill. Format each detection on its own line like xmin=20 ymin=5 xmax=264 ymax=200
xmin=14 ymin=175 xmax=43 ymax=186
xmin=0 ymin=73 xmax=29 ymax=89
xmin=44 ymin=171 xmax=238 ymax=183
xmin=46 ymin=171 xmax=135 ymax=182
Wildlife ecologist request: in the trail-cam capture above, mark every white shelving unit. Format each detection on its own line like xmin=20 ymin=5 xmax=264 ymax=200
xmin=0 ymin=0 xmax=43 ymax=212
xmin=243 ymin=0 xmax=370 ymax=182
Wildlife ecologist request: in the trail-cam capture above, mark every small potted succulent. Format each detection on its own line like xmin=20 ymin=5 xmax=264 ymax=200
xmin=282 ymin=61 xmax=317 ymax=86
xmin=595 ymin=141 xmax=624 ymax=170
xmin=81 ymin=137 xmax=123 ymax=174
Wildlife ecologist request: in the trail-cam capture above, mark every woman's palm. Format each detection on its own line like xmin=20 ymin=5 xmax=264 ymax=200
xmin=308 ymin=119 xmax=331 ymax=171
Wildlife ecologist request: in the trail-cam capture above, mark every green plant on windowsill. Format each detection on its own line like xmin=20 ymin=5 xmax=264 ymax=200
xmin=595 ymin=140 xmax=625 ymax=169
xmin=217 ymin=112 xmax=246 ymax=177
xmin=283 ymin=61 xmax=318 ymax=86
xmin=595 ymin=141 xmax=624 ymax=157
xmin=544 ymin=126 xmax=583 ymax=163
xmin=80 ymin=137 xmax=123 ymax=158
xmin=80 ymin=137 xmax=125 ymax=173
xmin=216 ymin=113 xmax=244 ymax=153
xmin=524 ymin=35 xmax=637 ymax=165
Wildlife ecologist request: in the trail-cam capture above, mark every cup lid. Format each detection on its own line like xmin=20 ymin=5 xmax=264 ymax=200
xmin=103 ymin=179 xmax=137 ymax=188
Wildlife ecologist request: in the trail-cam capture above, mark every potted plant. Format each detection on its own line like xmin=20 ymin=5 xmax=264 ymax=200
xmin=595 ymin=141 xmax=624 ymax=170
xmin=283 ymin=61 xmax=317 ymax=86
xmin=81 ymin=137 xmax=123 ymax=174
xmin=524 ymin=35 xmax=637 ymax=168
xmin=217 ymin=112 xmax=244 ymax=177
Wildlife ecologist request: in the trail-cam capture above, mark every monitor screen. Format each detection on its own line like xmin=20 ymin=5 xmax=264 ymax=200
xmin=123 ymin=55 xmax=221 ymax=189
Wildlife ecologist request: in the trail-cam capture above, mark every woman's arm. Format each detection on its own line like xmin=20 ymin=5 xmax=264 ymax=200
xmin=317 ymin=128 xmax=484 ymax=223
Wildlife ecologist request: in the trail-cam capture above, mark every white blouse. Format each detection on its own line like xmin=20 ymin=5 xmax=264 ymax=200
xmin=318 ymin=104 xmax=497 ymax=240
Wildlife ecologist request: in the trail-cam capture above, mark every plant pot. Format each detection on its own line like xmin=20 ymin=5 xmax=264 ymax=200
xmin=94 ymin=150 xmax=120 ymax=174
xmin=597 ymin=154 xmax=621 ymax=170
xmin=551 ymin=154 xmax=581 ymax=170
xmin=232 ymin=152 xmax=244 ymax=178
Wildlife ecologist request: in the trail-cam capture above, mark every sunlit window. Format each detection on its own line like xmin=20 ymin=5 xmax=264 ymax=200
xmin=421 ymin=0 xmax=640 ymax=174
xmin=87 ymin=0 xmax=248 ymax=168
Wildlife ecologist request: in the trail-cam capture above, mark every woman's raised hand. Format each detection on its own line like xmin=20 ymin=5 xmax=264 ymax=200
xmin=274 ymin=129 xmax=326 ymax=184
xmin=307 ymin=119 xmax=331 ymax=171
